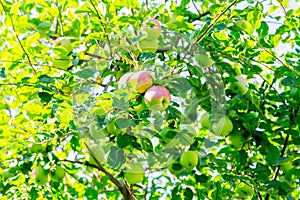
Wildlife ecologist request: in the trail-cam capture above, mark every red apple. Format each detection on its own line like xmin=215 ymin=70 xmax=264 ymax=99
xmin=141 ymin=18 xmax=162 ymax=40
xmin=131 ymin=71 xmax=153 ymax=93
xmin=118 ymin=72 xmax=135 ymax=89
xmin=144 ymin=86 xmax=171 ymax=111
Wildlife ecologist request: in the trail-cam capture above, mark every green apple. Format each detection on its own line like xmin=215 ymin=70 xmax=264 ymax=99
xmin=124 ymin=163 xmax=145 ymax=184
xmin=139 ymin=39 xmax=158 ymax=53
xmin=234 ymin=182 xmax=254 ymax=198
xmin=212 ymin=116 xmax=233 ymax=136
xmin=225 ymin=132 xmax=244 ymax=149
xmin=131 ymin=71 xmax=153 ymax=93
xmin=29 ymin=143 xmax=46 ymax=153
xmin=141 ymin=18 xmax=162 ymax=40
xmin=88 ymin=145 xmax=105 ymax=165
xmin=52 ymin=56 xmax=70 ymax=70
xmin=230 ymin=75 xmax=248 ymax=95
xmin=33 ymin=166 xmax=48 ymax=185
xmin=200 ymin=112 xmax=211 ymax=129
xmin=89 ymin=121 xmax=108 ymax=140
xmin=144 ymin=86 xmax=171 ymax=111
xmin=180 ymin=151 xmax=199 ymax=171
xmin=53 ymin=37 xmax=72 ymax=54
xmin=195 ymin=53 xmax=214 ymax=68
xmin=51 ymin=165 xmax=66 ymax=182
xmin=168 ymin=160 xmax=183 ymax=175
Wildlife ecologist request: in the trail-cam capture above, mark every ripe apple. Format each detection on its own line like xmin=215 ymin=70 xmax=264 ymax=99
xmin=200 ymin=112 xmax=211 ymax=129
xmin=53 ymin=37 xmax=72 ymax=54
xmin=124 ymin=163 xmax=145 ymax=184
xmin=33 ymin=166 xmax=48 ymax=185
xmin=29 ymin=143 xmax=46 ymax=153
xmin=225 ymin=132 xmax=245 ymax=149
xmin=131 ymin=71 xmax=153 ymax=93
xmin=89 ymin=121 xmax=108 ymax=140
xmin=168 ymin=160 xmax=183 ymax=175
xmin=141 ymin=18 xmax=162 ymax=40
xmin=234 ymin=182 xmax=254 ymax=198
xmin=195 ymin=53 xmax=214 ymax=68
xmin=51 ymin=165 xmax=65 ymax=182
xmin=180 ymin=150 xmax=199 ymax=171
xmin=212 ymin=116 xmax=233 ymax=136
xmin=88 ymin=145 xmax=105 ymax=165
xmin=139 ymin=39 xmax=158 ymax=53
xmin=230 ymin=75 xmax=248 ymax=95
xmin=118 ymin=72 xmax=135 ymax=89
xmin=144 ymin=86 xmax=171 ymax=111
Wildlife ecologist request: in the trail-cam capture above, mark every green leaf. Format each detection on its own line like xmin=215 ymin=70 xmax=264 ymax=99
xmin=247 ymin=11 xmax=263 ymax=29
xmin=38 ymin=75 xmax=52 ymax=83
xmin=38 ymin=92 xmax=52 ymax=103
xmin=117 ymin=134 xmax=132 ymax=148
xmin=236 ymin=20 xmax=253 ymax=34
xmin=76 ymin=69 xmax=95 ymax=79
xmin=114 ymin=0 xmax=140 ymax=8
xmin=107 ymin=147 xmax=126 ymax=169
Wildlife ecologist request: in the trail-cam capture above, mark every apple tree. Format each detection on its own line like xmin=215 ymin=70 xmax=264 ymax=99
xmin=0 ymin=0 xmax=299 ymax=199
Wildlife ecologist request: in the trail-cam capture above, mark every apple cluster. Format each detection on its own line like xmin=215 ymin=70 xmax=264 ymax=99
xmin=139 ymin=18 xmax=162 ymax=53
xmin=118 ymin=71 xmax=171 ymax=112
xmin=31 ymin=165 xmax=66 ymax=185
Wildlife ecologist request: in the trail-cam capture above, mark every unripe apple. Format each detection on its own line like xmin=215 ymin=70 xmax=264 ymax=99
xmin=124 ymin=163 xmax=145 ymax=184
xmin=144 ymin=86 xmax=171 ymax=111
xmin=180 ymin=150 xmax=199 ymax=171
xmin=195 ymin=53 xmax=214 ymax=68
xmin=168 ymin=160 xmax=183 ymax=175
xmin=131 ymin=71 xmax=153 ymax=93
xmin=51 ymin=165 xmax=65 ymax=182
xmin=33 ymin=166 xmax=48 ymax=185
xmin=53 ymin=37 xmax=72 ymax=54
xmin=212 ymin=116 xmax=233 ymax=136
xmin=141 ymin=18 xmax=162 ymax=40
xmin=234 ymin=182 xmax=254 ymax=197
xmin=118 ymin=72 xmax=135 ymax=89
xmin=139 ymin=39 xmax=158 ymax=53
xmin=230 ymin=75 xmax=248 ymax=95
xmin=200 ymin=112 xmax=211 ymax=129
xmin=88 ymin=145 xmax=105 ymax=165
xmin=225 ymin=132 xmax=244 ymax=149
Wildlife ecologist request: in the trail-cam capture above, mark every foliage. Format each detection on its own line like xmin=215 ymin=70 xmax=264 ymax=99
xmin=0 ymin=0 xmax=300 ymax=199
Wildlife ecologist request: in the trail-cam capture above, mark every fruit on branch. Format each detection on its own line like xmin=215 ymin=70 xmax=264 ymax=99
xmin=118 ymin=72 xmax=135 ymax=89
xmin=180 ymin=150 xmax=199 ymax=171
xmin=234 ymin=182 xmax=254 ymax=198
xmin=200 ymin=112 xmax=211 ymax=129
xmin=51 ymin=165 xmax=66 ymax=182
xmin=144 ymin=86 xmax=171 ymax=111
xmin=88 ymin=145 xmax=105 ymax=165
xmin=230 ymin=75 xmax=248 ymax=95
xmin=33 ymin=166 xmax=48 ymax=185
xmin=212 ymin=116 xmax=233 ymax=136
xmin=139 ymin=39 xmax=158 ymax=53
xmin=225 ymin=132 xmax=245 ymax=149
xmin=141 ymin=18 xmax=162 ymax=40
xmin=195 ymin=53 xmax=214 ymax=68
xmin=131 ymin=71 xmax=153 ymax=93
xmin=29 ymin=143 xmax=46 ymax=153
xmin=168 ymin=160 xmax=183 ymax=175
xmin=124 ymin=163 xmax=145 ymax=184
xmin=53 ymin=37 xmax=72 ymax=55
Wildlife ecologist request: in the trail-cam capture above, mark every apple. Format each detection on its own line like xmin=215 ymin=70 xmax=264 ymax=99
xmin=88 ymin=145 xmax=105 ymax=165
xmin=180 ymin=150 xmax=199 ymax=171
xmin=168 ymin=160 xmax=183 ymax=175
xmin=131 ymin=71 xmax=153 ymax=93
xmin=118 ymin=72 xmax=135 ymax=89
xmin=53 ymin=37 xmax=72 ymax=54
xmin=141 ymin=18 xmax=162 ymax=40
xmin=234 ymin=182 xmax=254 ymax=198
xmin=212 ymin=116 xmax=233 ymax=136
xmin=225 ymin=132 xmax=245 ymax=149
xmin=144 ymin=86 xmax=171 ymax=111
xmin=29 ymin=143 xmax=46 ymax=153
xmin=195 ymin=53 xmax=214 ymax=68
xmin=124 ymin=163 xmax=145 ymax=184
xmin=139 ymin=39 xmax=158 ymax=53
xmin=33 ymin=166 xmax=48 ymax=185
xmin=51 ymin=165 xmax=66 ymax=182
xmin=89 ymin=121 xmax=108 ymax=140
xmin=200 ymin=112 xmax=211 ymax=129
xmin=230 ymin=75 xmax=248 ymax=95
